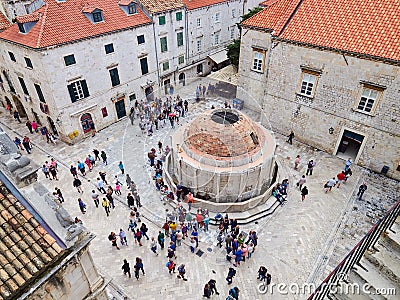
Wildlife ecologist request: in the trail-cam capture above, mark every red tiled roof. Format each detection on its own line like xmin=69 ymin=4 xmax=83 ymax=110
xmin=81 ymin=4 xmax=102 ymax=13
xmin=140 ymin=0 xmax=184 ymax=13
xmin=183 ymin=0 xmax=226 ymax=10
xmin=118 ymin=0 xmax=134 ymax=5
xmin=241 ymin=0 xmax=298 ymax=32
xmin=0 ymin=181 xmax=64 ymax=300
xmin=15 ymin=12 xmax=41 ymax=23
xmin=0 ymin=0 xmax=152 ymax=49
xmin=0 ymin=11 xmax=11 ymax=31
xmin=242 ymin=0 xmax=400 ymax=62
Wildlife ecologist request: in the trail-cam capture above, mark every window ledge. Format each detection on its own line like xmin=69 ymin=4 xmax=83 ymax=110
xmin=295 ymin=92 xmax=314 ymax=100
xmin=251 ymin=68 xmax=263 ymax=74
xmin=351 ymin=108 xmax=376 ymax=117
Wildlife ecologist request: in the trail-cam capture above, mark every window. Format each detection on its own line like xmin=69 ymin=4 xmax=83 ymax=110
xmin=8 ymin=52 xmax=16 ymax=62
xmin=232 ymin=9 xmax=236 ymax=18
xmin=67 ymin=80 xmax=90 ymax=102
xmin=215 ymin=13 xmax=220 ymax=23
xmin=128 ymin=3 xmax=137 ymax=14
xmin=93 ymin=11 xmax=103 ymax=23
xmin=64 ymin=54 xmax=76 ymax=66
xmin=162 ymin=61 xmax=169 ymax=71
xmin=101 ymin=107 xmax=108 ymax=117
xmin=105 ymin=43 xmax=114 ymax=54
xmin=109 ymin=68 xmax=120 ymax=87
xmin=178 ymin=55 xmax=184 ymax=64
xmin=197 ymin=39 xmax=202 ymax=52
xmin=24 ymin=57 xmax=33 ymax=68
xmin=34 ymin=84 xmax=46 ymax=103
xmin=252 ymin=50 xmax=264 ymax=72
xmin=159 ymin=16 xmax=166 ymax=25
xmin=140 ymin=57 xmax=148 ymax=75
xmin=176 ymin=11 xmax=182 ymax=21
xmin=299 ymin=72 xmax=317 ymax=97
xmin=214 ymin=33 xmax=219 ymax=45
xmin=160 ymin=37 xmax=168 ymax=52
xmin=18 ymin=77 xmax=29 ymax=95
xmin=230 ymin=27 xmax=235 ymax=39
xmin=17 ymin=23 xmax=25 ymax=33
xmin=137 ymin=34 xmax=145 ymax=44
xmin=196 ymin=18 xmax=201 ymax=27
xmin=129 ymin=94 xmax=136 ymax=101
xmin=177 ymin=32 xmax=183 ymax=47
xmin=357 ymin=87 xmax=380 ymax=113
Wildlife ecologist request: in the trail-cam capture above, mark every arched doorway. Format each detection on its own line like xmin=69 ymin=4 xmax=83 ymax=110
xmin=80 ymin=113 xmax=94 ymax=134
xmin=47 ymin=116 xmax=58 ymax=136
xmin=179 ymin=73 xmax=185 ymax=86
xmin=12 ymin=95 xmax=27 ymax=118
xmin=197 ymin=63 xmax=203 ymax=75
xmin=145 ymin=86 xmax=154 ymax=101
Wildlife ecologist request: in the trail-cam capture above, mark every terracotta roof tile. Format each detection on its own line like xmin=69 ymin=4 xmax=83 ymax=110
xmin=15 ymin=13 xmax=41 ymax=23
xmin=0 ymin=182 xmax=65 ymax=300
xmin=242 ymin=0 xmax=400 ymax=62
xmin=183 ymin=0 xmax=226 ymax=10
xmin=0 ymin=0 xmax=152 ymax=49
xmin=140 ymin=0 xmax=185 ymax=13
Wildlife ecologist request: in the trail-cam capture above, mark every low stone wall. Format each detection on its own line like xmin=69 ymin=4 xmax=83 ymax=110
xmin=164 ymin=151 xmax=280 ymax=213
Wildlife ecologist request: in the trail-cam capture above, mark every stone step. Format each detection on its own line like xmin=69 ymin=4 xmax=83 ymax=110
xmin=365 ymin=242 xmax=400 ymax=286
xmin=354 ymin=258 xmax=398 ymax=299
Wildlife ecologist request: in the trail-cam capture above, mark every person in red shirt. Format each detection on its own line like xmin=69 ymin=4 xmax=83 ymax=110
xmin=336 ymin=171 xmax=346 ymax=188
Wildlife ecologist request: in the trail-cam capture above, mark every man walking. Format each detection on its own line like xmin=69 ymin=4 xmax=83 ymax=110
xmin=91 ymin=190 xmax=100 ymax=208
xmin=100 ymin=151 xmax=108 ymax=165
xmin=325 ymin=177 xmax=337 ymax=193
xmin=97 ymin=177 xmax=106 ymax=194
xmin=122 ymin=259 xmax=131 ymax=278
xmin=287 ymin=130 xmax=294 ymax=144
xmin=357 ymin=183 xmax=367 ymax=200
xmin=306 ymin=160 xmax=315 ymax=175
xmin=118 ymin=161 xmax=125 ymax=174
xmin=102 ymin=198 xmax=110 ymax=216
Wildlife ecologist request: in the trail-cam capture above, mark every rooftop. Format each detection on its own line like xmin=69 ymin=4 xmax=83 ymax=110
xmin=139 ymin=0 xmax=185 ymax=13
xmin=0 ymin=181 xmax=64 ymax=300
xmin=0 ymin=11 xmax=11 ymax=32
xmin=0 ymin=0 xmax=152 ymax=49
xmin=242 ymin=0 xmax=400 ymax=62
xmin=182 ymin=0 xmax=226 ymax=10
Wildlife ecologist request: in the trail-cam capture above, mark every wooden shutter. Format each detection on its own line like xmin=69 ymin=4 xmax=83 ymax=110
xmin=81 ymin=80 xmax=89 ymax=98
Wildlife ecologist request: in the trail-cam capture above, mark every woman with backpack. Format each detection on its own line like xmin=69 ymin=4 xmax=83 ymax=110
xmin=135 ymin=229 xmax=143 ymax=246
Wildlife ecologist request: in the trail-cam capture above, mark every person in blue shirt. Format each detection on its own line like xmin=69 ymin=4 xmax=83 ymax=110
xmin=77 ymin=161 xmax=86 ymax=176
xmin=118 ymin=161 xmax=125 ymax=174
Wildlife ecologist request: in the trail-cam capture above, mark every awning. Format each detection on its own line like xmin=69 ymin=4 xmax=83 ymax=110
xmin=208 ymin=49 xmax=229 ymax=64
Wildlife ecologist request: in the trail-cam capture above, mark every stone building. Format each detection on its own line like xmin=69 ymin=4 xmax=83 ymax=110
xmin=236 ymin=0 xmax=400 ymax=179
xmin=0 ymin=0 xmax=157 ymax=143
xmin=169 ymin=108 xmax=276 ymax=207
xmin=0 ymin=127 xmax=110 ymax=300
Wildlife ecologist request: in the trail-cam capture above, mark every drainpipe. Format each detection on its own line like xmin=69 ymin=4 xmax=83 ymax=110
xmin=152 ymin=21 xmax=161 ymax=88
xmin=184 ymin=8 xmax=189 ymax=66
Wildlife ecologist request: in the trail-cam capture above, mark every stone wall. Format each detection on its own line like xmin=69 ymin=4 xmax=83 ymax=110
xmin=27 ymin=246 xmax=105 ymax=300
xmin=237 ymin=29 xmax=400 ymax=179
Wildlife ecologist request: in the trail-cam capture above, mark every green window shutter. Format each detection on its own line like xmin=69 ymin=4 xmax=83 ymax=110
xmin=159 ymin=16 xmax=166 ymax=25
xmin=160 ymin=37 xmax=168 ymax=52
xmin=176 ymin=12 xmax=182 ymax=21
xmin=177 ymin=32 xmax=183 ymax=47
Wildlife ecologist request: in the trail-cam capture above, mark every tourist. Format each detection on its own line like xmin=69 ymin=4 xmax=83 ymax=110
xmin=150 ymin=237 xmax=158 ymax=255
xmin=100 ymin=150 xmax=108 ymax=165
xmin=228 ymin=287 xmax=240 ymax=300
xmin=22 ymin=136 xmax=31 ymax=154
xmin=357 ymin=183 xmax=367 ymax=200
xmin=55 ymin=187 xmax=64 ymax=203
xmin=119 ymin=229 xmax=127 ymax=246
xmin=336 ymin=171 xmax=346 ymax=188
xmin=301 ymin=186 xmax=309 ymax=201
xmin=135 ymin=229 xmax=143 ymax=246
xmin=287 ymin=130 xmax=294 ymax=144
xmin=14 ymin=137 xmax=24 ymax=151
xmin=203 ymin=283 xmax=212 ymax=298
xmin=294 ymin=155 xmax=300 ymax=170
xmin=25 ymin=120 xmax=33 ymax=133
xmin=118 ymin=161 xmax=125 ymax=174
xmin=158 ymin=230 xmax=165 ymax=249
xmin=13 ymin=110 xmax=21 ymax=123
xmin=258 ymin=266 xmax=268 ymax=281
xmin=77 ymin=161 xmax=86 ymax=176
xmin=93 ymin=149 xmax=100 ymax=161
xmin=70 ymin=165 xmax=78 ymax=178
xmin=344 ymin=158 xmax=352 ymax=172
xmin=135 ymin=257 xmax=145 ymax=275
xmin=91 ymin=190 xmax=100 ymax=208
xmin=226 ymin=267 xmax=236 ymax=284
xmin=42 ymin=164 xmax=51 ymax=180
xmin=325 ymin=177 xmax=337 ymax=193
xmin=166 ymin=260 xmax=176 ymax=274
xmin=97 ymin=178 xmax=106 ymax=194
xmin=73 ymin=177 xmax=83 ymax=193
xmin=122 ymin=259 xmax=131 ymax=278
xmin=99 ymin=171 xmax=108 ymax=184
xmin=177 ymin=264 xmax=187 ymax=281
xmin=78 ymin=198 xmax=86 ymax=214
xmin=208 ymin=279 xmax=219 ymax=295
xmin=102 ymin=198 xmax=110 ymax=217
xmin=306 ymin=159 xmax=315 ymax=175
xmin=108 ymin=232 xmax=120 ymax=250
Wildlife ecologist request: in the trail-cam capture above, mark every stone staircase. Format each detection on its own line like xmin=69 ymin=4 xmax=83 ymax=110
xmin=332 ymin=219 xmax=400 ymax=300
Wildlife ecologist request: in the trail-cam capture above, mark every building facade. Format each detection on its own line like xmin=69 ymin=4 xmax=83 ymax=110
xmin=237 ymin=0 xmax=400 ymax=179
xmin=0 ymin=0 xmax=157 ymax=143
